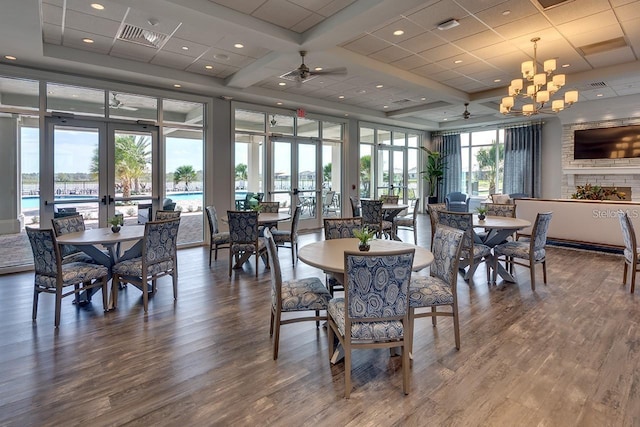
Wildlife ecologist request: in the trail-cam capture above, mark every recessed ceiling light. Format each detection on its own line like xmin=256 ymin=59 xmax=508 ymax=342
xmin=376 ymin=84 xmax=384 ymax=88
xmin=338 ymin=95 xmax=345 ymax=99
xmin=345 ymin=113 xmax=349 ymax=117
xmin=173 ymin=84 xmax=181 ymax=88
xmin=47 ymin=91 xmax=53 ymax=94
xmin=314 ymin=67 xmax=323 ymax=71
xmin=393 ymin=30 xmax=404 ymax=36
xmin=82 ymin=38 xmax=94 ymax=44
xmin=4 ymin=55 xmax=16 ymax=60
xmin=356 ymin=89 xmax=366 ymax=94
xmin=383 ymin=105 xmax=388 ymax=109
xmin=181 ymin=46 xmax=189 ymax=51
xmin=234 ymin=43 xmax=244 ymax=49
xmin=71 ymin=94 xmax=78 ymax=98
xmin=502 ymin=10 xmax=511 ymax=15
xmin=276 ymin=102 xmax=283 ymax=105
xmin=562 ymin=63 xmax=570 ymax=68
xmin=205 ymin=65 xmax=213 ymax=70
xmin=214 ymin=54 xmax=229 ymax=60
xmin=597 ymin=93 xmax=603 ymax=97
xmin=90 ymin=3 xmax=104 ymax=10
xmin=443 ymin=118 xmax=448 ymax=121
xmin=494 ymin=79 xmax=501 ymax=83
xmin=454 ymin=59 xmax=463 ymax=64
xmin=420 ymin=97 xmax=426 ymax=101
xmin=278 ymin=82 xmax=286 ymax=86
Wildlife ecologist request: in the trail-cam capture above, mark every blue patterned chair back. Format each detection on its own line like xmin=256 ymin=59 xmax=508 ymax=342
xmin=344 ymin=249 xmax=414 ymax=323
xmin=258 ymin=201 xmax=280 ymax=213
xmin=290 ymin=204 xmax=302 ymax=236
xmin=51 ymin=214 xmax=85 ymax=258
xmin=324 ymin=217 xmax=363 ymax=240
xmin=349 ymin=196 xmax=361 ymax=217
xmin=531 ymin=212 xmax=553 ymax=253
xmin=618 ymin=211 xmax=636 ymax=258
xmin=228 ymin=210 xmax=260 ymax=244
xmin=437 ymin=211 xmax=473 ymax=251
xmin=143 ymin=218 xmax=180 ymax=266
xmin=155 ymin=210 xmax=181 ymax=220
xmin=380 ymin=195 xmax=399 ymax=204
xmin=205 ymin=206 xmax=220 ymax=235
xmin=361 ymin=200 xmax=383 ymax=225
xmin=486 ymin=203 xmax=516 ymax=218
xmin=431 ymin=225 xmax=465 ymax=286
xmin=263 ymin=228 xmax=282 ymax=308
xmin=26 ymin=227 xmax=60 ymax=276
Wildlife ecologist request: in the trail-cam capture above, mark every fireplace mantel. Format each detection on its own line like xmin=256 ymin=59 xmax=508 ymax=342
xmin=564 ymin=166 xmax=640 ymax=186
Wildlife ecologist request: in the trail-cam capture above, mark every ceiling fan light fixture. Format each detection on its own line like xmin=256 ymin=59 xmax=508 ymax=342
xmin=437 ymin=19 xmax=459 ymax=31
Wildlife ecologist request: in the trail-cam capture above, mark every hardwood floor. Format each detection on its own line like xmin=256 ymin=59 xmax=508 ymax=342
xmin=0 ymin=215 xmax=638 ymax=426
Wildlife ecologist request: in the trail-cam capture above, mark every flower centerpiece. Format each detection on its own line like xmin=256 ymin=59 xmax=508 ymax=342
xmin=108 ymin=215 xmax=123 ymax=233
xmin=571 ymin=184 xmax=626 ymax=201
xmin=476 ymin=206 xmax=488 ymax=221
xmin=352 ymin=227 xmax=376 ymax=252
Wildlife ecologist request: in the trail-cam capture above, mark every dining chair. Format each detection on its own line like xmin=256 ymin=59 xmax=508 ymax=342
xmin=155 ymin=210 xmax=181 ymax=220
xmin=437 ymin=211 xmax=491 ymax=285
xmin=407 ymin=224 xmax=464 ymax=355
xmin=485 ymin=203 xmax=516 ymax=217
xmin=227 ymin=210 xmax=268 ymax=278
xmin=394 ymin=198 xmax=420 ymax=244
xmin=51 ymin=214 xmax=95 ymax=264
xmin=427 ymin=203 xmax=447 ymax=246
xmin=111 ymin=218 xmax=180 ymax=313
xmin=617 ymin=210 xmax=638 ymax=293
xmin=205 ymin=206 xmax=230 ymax=265
xmin=264 ymin=228 xmax=331 ymax=360
xmin=271 ymin=204 xmax=301 ymax=265
xmin=327 ymin=248 xmax=415 ymax=398
xmin=361 ymin=199 xmax=393 ymax=239
xmin=322 ymin=191 xmax=338 ymax=216
xmin=349 ymin=196 xmax=361 ymax=217
xmin=26 ymin=227 xmax=109 ymax=327
xmin=258 ymin=201 xmax=280 ymax=213
xmin=323 ymin=217 xmax=363 ymax=295
xmin=492 ymin=212 xmax=553 ymax=290
xmin=380 ymin=194 xmax=399 ymax=204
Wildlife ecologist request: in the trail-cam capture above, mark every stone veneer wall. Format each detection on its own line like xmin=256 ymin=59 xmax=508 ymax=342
xmin=561 ymin=117 xmax=640 ymax=201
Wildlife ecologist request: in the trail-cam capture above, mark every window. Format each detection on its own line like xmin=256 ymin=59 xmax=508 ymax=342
xmin=460 ymin=129 xmax=504 ymax=197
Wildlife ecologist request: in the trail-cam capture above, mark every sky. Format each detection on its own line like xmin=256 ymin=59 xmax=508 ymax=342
xmin=20 ymin=127 xmax=203 ymax=174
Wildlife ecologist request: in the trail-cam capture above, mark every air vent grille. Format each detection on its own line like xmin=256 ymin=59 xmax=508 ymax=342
xmin=117 ymin=24 xmax=168 ymax=49
xmin=537 ymin=0 xmax=571 ymax=9
xmin=590 ymin=82 xmax=607 ymax=88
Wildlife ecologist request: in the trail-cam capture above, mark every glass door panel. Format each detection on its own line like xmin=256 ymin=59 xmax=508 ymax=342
xmin=392 ymin=149 xmax=406 ymax=201
xmin=298 ymin=142 xmax=318 ymax=221
xmin=322 ymin=141 xmax=342 ymax=217
xmin=271 ymin=140 xmax=292 ymax=212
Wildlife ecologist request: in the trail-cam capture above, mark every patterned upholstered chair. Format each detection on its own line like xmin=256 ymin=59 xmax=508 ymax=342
xmin=327 ymin=248 xmax=415 ymax=398
xmin=493 ymin=212 xmax=552 ymax=291
xmin=258 ymin=201 xmax=280 ymax=213
xmin=349 ymin=196 xmax=361 ymax=217
xmin=618 ymin=210 xmax=639 ymax=293
xmin=155 ymin=210 xmax=181 ymax=220
xmin=408 ymin=224 xmax=464 ymax=354
xmin=437 ymin=211 xmax=491 ymax=285
xmin=227 ymin=210 xmax=268 ymax=278
xmin=51 ymin=214 xmax=95 ymax=264
xmin=26 ymin=227 xmax=109 ymax=327
xmin=380 ymin=194 xmax=399 ymax=204
xmin=205 ymin=206 xmax=230 ymax=265
xmin=111 ymin=218 xmax=180 ymax=313
xmin=361 ymin=199 xmax=393 ymax=239
xmin=264 ymin=228 xmax=331 ymax=360
xmin=427 ymin=203 xmax=447 ymax=245
xmin=394 ymin=198 xmax=420 ymax=244
xmin=323 ymin=217 xmax=363 ymax=295
xmin=271 ymin=204 xmax=301 ymax=265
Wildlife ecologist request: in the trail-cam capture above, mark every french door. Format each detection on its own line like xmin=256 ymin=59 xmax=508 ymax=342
xmin=376 ymin=145 xmax=407 ymax=202
xmin=42 ymin=117 xmax=159 ymax=227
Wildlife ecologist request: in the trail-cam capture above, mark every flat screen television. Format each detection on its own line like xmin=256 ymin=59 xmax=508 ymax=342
xmin=574 ymin=125 xmax=640 ymax=159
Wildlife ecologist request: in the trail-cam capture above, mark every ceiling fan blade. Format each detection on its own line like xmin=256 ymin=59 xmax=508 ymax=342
xmin=310 ymin=67 xmax=347 ymax=76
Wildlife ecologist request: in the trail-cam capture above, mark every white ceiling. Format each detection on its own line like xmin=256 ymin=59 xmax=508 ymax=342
xmin=0 ymin=0 xmax=639 ymax=130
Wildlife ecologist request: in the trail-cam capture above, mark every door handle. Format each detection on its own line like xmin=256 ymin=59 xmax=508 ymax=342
xmin=101 ymin=195 xmax=108 ymax=205
xmin=293 ymin=188 xmax=299 ymax=195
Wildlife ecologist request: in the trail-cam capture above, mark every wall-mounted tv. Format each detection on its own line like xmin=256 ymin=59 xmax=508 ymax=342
xmin=574 ymin=125 xmax=640 ymax=159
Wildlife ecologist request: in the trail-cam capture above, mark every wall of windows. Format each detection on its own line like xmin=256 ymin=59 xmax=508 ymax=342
xmin=460 ymin=129 xmax=505 ymax=198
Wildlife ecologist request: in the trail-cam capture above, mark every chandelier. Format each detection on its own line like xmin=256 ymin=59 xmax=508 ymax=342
xmin=500 ymin=37 xmax=578 ymax=116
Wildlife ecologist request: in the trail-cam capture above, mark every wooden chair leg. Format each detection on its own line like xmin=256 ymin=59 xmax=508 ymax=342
xmin=142 ymin=280 xmax=149 ymax=313
xmin=623 ymin=262 xmax=628 ymax=285
xmin=315 ymin=310 xmax=320 ymax=328
xmin=402 ymin=338 xmax=410 ymax=395
xmin=269 ymin=309 xmax=275 ymax=337
xmin=493 ymin=255 xmax=498 ymax=283
xmin=291 ymin=244 xmax=295 ymax=266
xmin=431 ymin=307 xmax=437 ymax=326
xmin=413 ymin=226 xmax=417 ymax=245
xmin=542 ymin=260 xmax=548 ymax=284
xmin=228 ymin=250 xmax=233 ymax=277
xmin=214 ymin=244 xmax=219 ymax=261
xmin=273 ymin=310 xmax=281 ymax=360
xmin=209 ymin=244 xmax=212 ymax=266
xmin=453 ymin=304 xmax=460 ymax=350
xmin=344 ymin=342 xmax=352 ymax=399
xmin=54 ymin=287 xmax=63 ymax=328
xmin=530 ymin=263 xmax=536 ymax=291
xmin=327 ymin=321 xmax=335 ymax=360
xmin=631 ymin=265 xmax=637 ymax=294
xmin=32 ymin=288 xmax=39 ymax=321
xmin=101 ymin=277 xmax=108 ymax=313
xmin=406 ymin=309 xmax=414 ymax=358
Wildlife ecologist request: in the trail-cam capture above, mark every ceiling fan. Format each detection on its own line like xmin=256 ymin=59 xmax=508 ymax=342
xmin=279 ymin=51 xmax=347 ymax=83
xmin=462 ymin=103 xmax=471 ymax=120
xmin=109 ymin=93 xmax=138 ymax=111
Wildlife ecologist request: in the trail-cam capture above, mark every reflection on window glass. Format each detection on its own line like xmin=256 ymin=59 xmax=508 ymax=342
xmin=109 ymin=91 xmax=157 ymax=121
xmin=163 ymin=99 xmax=203 ymax=126
xmin=235 ymin=134 xmax=264 ymax=196
xmin=378 ymin=129 xmax=391 ymax=145
xmin=323 ymin=141 xmax=342 ymax=215
xmin=323 ymin=121 xmax=342 ymax=140
xmin=297 ymin=117 xmax=319 ymax=137
xmin=359 ymin=144 xmax=373 ymax=199
xmin=408 ymin=134 xmax=419 ymax=148
xmin=407 ymin=148 xmax=418 ymax=201
xmin=235 ymin=109 xmax=265 ymax=132
xmin=20 ymin=122 xmax=40 ymax=227
xmin=360 ymin=127 xmax=375 ymax=144
xmin=393 ymin=132 xmax=405 ymax=146
xmin=273 ymin=141 xmax=291 ymax=191
xmin=0 ymin=77 xmax=39 ymax=111
xmin=47 ymin=83 xmax=105 ymax=117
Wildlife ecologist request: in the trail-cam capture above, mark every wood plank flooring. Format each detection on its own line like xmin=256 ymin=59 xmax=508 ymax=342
xmin=0 ymin=215 xmax=639 ymax=426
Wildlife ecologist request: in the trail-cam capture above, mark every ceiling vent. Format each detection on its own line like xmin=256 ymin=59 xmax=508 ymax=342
xmin=579 ymin=37 xmax=627 ymax=56
xmin=117 ymin=24 xmax=169 ymax=49
xmin=537 ymin=0 xmax=571 ymax=10
xmin=590 ymin=81 xmax=607 ymax=88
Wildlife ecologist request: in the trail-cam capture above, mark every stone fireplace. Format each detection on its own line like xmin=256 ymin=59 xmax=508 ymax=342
xmin=562 ymin=118 xmax=640 ymax=201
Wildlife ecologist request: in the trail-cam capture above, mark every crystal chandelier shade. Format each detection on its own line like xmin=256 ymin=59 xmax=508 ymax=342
xmin=499 ymin=37 xmax=578 ymax=116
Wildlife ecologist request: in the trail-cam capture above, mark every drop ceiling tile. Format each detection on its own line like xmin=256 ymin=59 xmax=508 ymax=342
xmin=615 ymin=1 xmax=640 ymax=21
xmin=208 ymin=0 xmax=266 ymax=15
xmin=66 ymin=0 xmax=128 ymax=21
xmin=64 ymin=10 xmax=122 ymax=38
xmin=453 ymin=31 xmax=503 ymax=52
xmin=368 ymin=45 xmax=412 ymax=63
xmin=557 ymin=10 xmax=619 ymax=36
xmin=473 ymin=0 xmax=539 ymax=27
xmin=405 ymin=1 xmax=470 ymax=31
xmin=110 ymin=40 xmax=158 ymax=62
xmin=43 ymin=23 xmax=62 ymax=45
xmin=564 ymin=24 xmax=624 ymax=48
xmin=42 ymin=3 xmax=63 ymax=25
xmin=493 ymin=13 xmax=552 ymax=39
xmin=434 ymin=16 xmax=491 ymax=42
xmin=317 ymin=0 xmax=357 ymax=17
xmin=289 ymin=0 xmax=337 ymax=12
xmin=453 ymin=60 xmax=492 ymax=75
xmin=390 ymin=55 xmax=431 ymax=71
xmin=251 ymin=0 xmax=312 ymax=30
xmin=217 ymin=37 xmax=271 ymax=59
xmin=397 ymin=32 xmax=445 ymax=54
xmin=453 ymin=0 xmax=510 ymax=14
xmin=446 ymin=53 xmax=479 ymax=69
xmin=184 ymin=60 xmax=220 ymax=76
xmin=63 ymin=28 xmax=113 ymax=53
xmin=583 ymin=45 xmax=636 ymax=67
xmin=172 ymin=26 xmax=226 ymax=47
xmin=418 ymin=43 xmax=465 ymax=62
xmin=162 ymin=37 xmax=210 ymax=58
xmin=290 ymin=12 xmax=324 ymax=32
xmin=410 ymin=62 xmax=450 ymax=79
xmin=123 ymin=7 xmax=182 ymax=36
xmin=543 ymin=0 xmax=611 ymax=25
xmin=371 ymin=17 xmax=433 ymax=44
xmin=579 ymin=87 xmax=617 ymax=100
xmin=42 ymin=0 xmax=63 ymax=6
xmin=341 ymin=34 xmax=392 ymax=56
xmin=610 ymin=0 xmax=636 ymax=5
xmin=472 ymin=41 xmax=519 ymax=60
xmin=212 ymin=64 xmax=240 ymax=78
xmin=151 ymin=51 xmax=199 ymax=70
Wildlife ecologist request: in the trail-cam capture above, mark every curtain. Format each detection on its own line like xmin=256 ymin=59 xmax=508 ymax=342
xmin=434 ymin=133 xmax=461 ymax=202
xmin=502 ymin=123 xmax=542 ymax=197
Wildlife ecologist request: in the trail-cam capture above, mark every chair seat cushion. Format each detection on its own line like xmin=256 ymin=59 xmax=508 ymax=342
xmin=61 ymin=252 xmax=96 ymax=265
xmin=494 ymin=241 xmax=545 ymax=261
xmin=271 ymin=229 xmax=296 ymax=244
xmin=279 ymin=277 xmax=331 ymax=312
xmin=409 ymin=276 xmax=453 ymax=307
xmin=112 ymin=257 xmax=174 ymax=277
xmin=231 ymin=238 xmax=266 ymax=254
xmin=624 ymin=248 xmax=640 ymax=264
xmin=212 ymin=231 xmax=230 ymax=244
xmin=382 ymin=220 xmax=393 ymax=230
xmin=394 ymin=217 xmax=413 ymax=227
xmin=462 ymin=243 xmax=491 ymax=259
xmin=328 ymin=298 xmax=404 ymax=341
xmin=36 ymin=262 xmax=108 ymax=288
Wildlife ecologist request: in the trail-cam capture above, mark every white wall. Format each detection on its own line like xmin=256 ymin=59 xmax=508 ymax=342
xmin=541 ymin=116 xmax=563 ymax=199
xmin=0 ymin=117 xmax=20 ymax=234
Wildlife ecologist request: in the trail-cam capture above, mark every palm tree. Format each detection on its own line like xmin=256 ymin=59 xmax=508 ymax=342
xmin=235 ymin=163 xmax=248 ymax=181
xmin=359 ymin=155 xmax=371 ymax=196
xmin=174 ymin=165 xmax=197 ymax=191
xmin=323 ymin=163 xmax=332 ymax=183
xmin=476 ymin=142 xmax=504 ymax=194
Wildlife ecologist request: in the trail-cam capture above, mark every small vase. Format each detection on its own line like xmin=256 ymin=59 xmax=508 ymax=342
xmin=111 ymin=225 xmax=121 ymax=233
xmin=358 ymin=242 xmax=370 ymax=252
xmin=478 ymin=214 xmax=486 ymax=221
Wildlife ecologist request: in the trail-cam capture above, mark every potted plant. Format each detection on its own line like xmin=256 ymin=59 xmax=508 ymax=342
xmin=571 ymin=183 xmax=625 ymax=200
xmin=420 ymin=148 xmax=445 ymax=204
xmin=108 ymin=215 xmax=123 ymax=233
xmin=476 ymin=206 xmax=487 ymax=221
xmin=352 ymin=227 xmax=376 ymax=252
